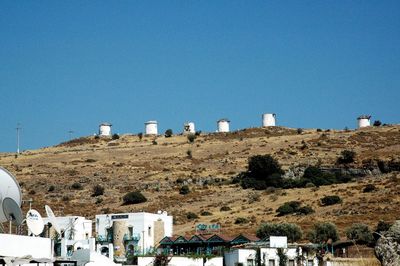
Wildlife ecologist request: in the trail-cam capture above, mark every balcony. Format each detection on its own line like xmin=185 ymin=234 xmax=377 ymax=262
xmin=123 ymin=233 xmax=141 ymax=242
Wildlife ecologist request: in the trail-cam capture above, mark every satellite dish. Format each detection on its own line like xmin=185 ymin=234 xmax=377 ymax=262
xmin=0 ymin=167 xmax=22 ymax=223
xmin=26 ymin=209 xmax=44 ymax=236
xmin=2 ymin=197 xmax=23 ymax=225
xmin=45 ymin=205 xmax=61 ymax=234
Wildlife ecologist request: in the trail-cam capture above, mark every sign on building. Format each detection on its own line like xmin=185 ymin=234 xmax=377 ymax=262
xmin=195 ymin=223 xmax=221 ymax=234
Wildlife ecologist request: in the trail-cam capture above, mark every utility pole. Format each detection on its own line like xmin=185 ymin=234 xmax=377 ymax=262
xmin=16 ymin=123 xmax=21 ymax=154
xmin=68 ymin=130 xmax=74 ymax=140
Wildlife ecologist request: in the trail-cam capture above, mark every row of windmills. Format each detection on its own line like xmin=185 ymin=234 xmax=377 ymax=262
xmin=98 ymin=113 xmax=372 ymax=137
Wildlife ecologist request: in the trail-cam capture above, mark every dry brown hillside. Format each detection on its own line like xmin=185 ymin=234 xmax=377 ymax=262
xmin=1 ymin=125 xmax=399 ymax=238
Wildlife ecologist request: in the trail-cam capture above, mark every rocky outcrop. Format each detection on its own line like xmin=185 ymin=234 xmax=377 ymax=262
xmin=375 ymin=220 xmax=400 ymax=266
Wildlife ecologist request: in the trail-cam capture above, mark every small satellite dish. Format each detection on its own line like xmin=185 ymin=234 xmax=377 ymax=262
xmin=26 ymin=209 xmax=44 ymax=236
xmin=45 ymin=205 xmax=61 ymax=234
xmin=0 ymin=167 xmax=22 ymax=223
xmin=2 ymin=197 xmax=23 ymax=225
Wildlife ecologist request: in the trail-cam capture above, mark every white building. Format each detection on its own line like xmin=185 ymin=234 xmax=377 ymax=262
xmin=183 ymin=122 xmax=195 ymax=134
xmin=217 ymin=118 xmax=230 ymax=133
xmin=145 ymin=120 xmax=158 ymax=135
xmin=99 ymin=122 xmax=112 ymax=136
xmin=262 ymin=113 xmax=276 ymax=127
xmin=95 ymin=211 xmax=173 ymax=262
xmin=357 ymin=115 xmax=371 ymax=128
xmin=43 ymin=215 xmax=93 ymax=258
xmin=224 ymin=236 xmax=318 ymax=266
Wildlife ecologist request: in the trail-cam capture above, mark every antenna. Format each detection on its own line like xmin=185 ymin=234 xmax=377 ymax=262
xmin=26 ymin=209 xmax=44 ymax=236
xmin=68 ymin=130 xmax=74 ymax=140
xmin=0 ymin=167 xmax=22 ymax=223
xmin=16 ymin=123 xmax=22 ymax=154
xmin=45 ymin=205 xmax=61 ymax=234
xmin=2 ymin=197 xmax=23 ymax=233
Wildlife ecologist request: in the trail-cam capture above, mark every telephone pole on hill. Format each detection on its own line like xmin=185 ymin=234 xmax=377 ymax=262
xmin=16 ymin=123 xmax=21 ymax=154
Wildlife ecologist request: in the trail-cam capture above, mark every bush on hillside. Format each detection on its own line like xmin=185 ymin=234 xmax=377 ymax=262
xmin=179 ymin=185 xmax=190 ymax=195
xmin=346 ymin=223 xmax=374 ymax=245
xmin=276 ymin=201 xmax=313 ymax=216
xmin=239 ymin=155 xmax=284 ymax=190
xmin=307 ymin=222 xmax=339 ymax=243
xmin=71 ymin=182 xmax=83 ymax=190
xmin=256 ymin=222 xmax=302 ymax=242
xmin=374 ymin=220 xmax=392 ymax=241
xmin=234 ymin=217 xmax=249 ymax=224
xmin=122 ymin=191 xmax=147 ymax=205
xmin=363 ymin=184 xmax=376 ymax=193
xmin=164 ymin=129 xmax=173 ymax=138
xmin=320 ymin=195 xmax=342 ymax=206
xmin=373 ymin=120 xmax=382 ymax=126
xmin=112 ymin=133 xmax=119 ymax=140
xmin=337 ymin=150 xmax=356 ymax=164
xmin=187 ymin=134 xmax=196 ymax=143
xmin=92 ymin=185 xmax=105 ymax=197
xmin=186 ymin=212 xmax=198 ymax=220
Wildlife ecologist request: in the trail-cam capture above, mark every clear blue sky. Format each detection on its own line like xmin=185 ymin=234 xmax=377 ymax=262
xmin=0 ymin=1 xmax=399 ymax=152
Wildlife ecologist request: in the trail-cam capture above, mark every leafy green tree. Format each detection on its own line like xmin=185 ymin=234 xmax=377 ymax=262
xmin=307 ymin=222 xmax=339 ymax=243
xmin=346 ymin=223 xmax=374 ymax=245
xmin=256 ymin=222 xmax=302 ymax=242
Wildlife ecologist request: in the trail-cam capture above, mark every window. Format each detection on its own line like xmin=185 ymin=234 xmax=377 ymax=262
xmin=308 ymin=260 xmax=314 ymax=266
xmin=128 ymin=227 xmax=133 ymax=237
xmin=268 ymin=260 xmax=275 ymax=266
xmin=289 ymin=260 xmax=295 ymax=266
xmin=148 ymin=226 xmax=151 ymax=237
xmin=247 ymin=259 xmax=254 ymax=266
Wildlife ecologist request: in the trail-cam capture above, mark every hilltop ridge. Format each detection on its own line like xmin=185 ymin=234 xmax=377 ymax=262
xmin=0 ymin=125 xmax=399 ymax=237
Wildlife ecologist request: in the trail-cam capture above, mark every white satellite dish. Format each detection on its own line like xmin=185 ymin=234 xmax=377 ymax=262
xmin=2 ymin=197 xmax=23 ymax=225
xmin=0 ymin=167 xmax=22 ymax=223
xmin=45 ymin=205 xmax=61 ymax=234
xmin=26 ymin=209 xmax=44 ymax=236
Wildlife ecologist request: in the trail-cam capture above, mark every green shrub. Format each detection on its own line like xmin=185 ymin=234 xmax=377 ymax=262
xmin=321 ymin=195 xmax=342 ymax=206
xmin=276 ymin=201 xmax=301 ymax=216
xmin=297 ymin=205 xmax=314 ymax=215
xmin=152 ymin=140 xmax=158 ymax=145
xmin=256 ymin=222 xmax=302 ymax=242
xmin=92 ymin=185 xmax=105 ymax=197
xmin=179 ymin=185 xmax=190 ymax=195
xmin=363 ymin=184 xmax=376 ymax=193
xmin=122 ymin=191 xmax=147 ymax=205
xmin=374 ymin=220 xmax=392 ymax=241
xmin=48 ymin=185 xmax=55 ymax=192
xmin=186 ymin=212 xmax=198 ymax=220
xmin=112 ymin=133 xmax=120 ymax=140
xmin=307 ymin=222 xmax=339 ymax=243
xmin=138 ymin=132 xmax=143 ymax=140
xmin=71 ymin=182 xmax=83 ymax=190
xmin=187 ymin=134 xmax=196 ymax=143
xmin=240 ymin=155 xmax=284 ymax=190
xmin=337 ymin=150 xmax=356 ymax=164
xmin=297 ymin=128 xmax=303 ymax=134
xmin=195 ymin=131 xmax=202 ymax=136
xmin=220 ymin=206 xmax=231 ymax=211
xmin=186 ymin=149 xmax=192 ymax=159
xmin=346 ymin=223 xmax=374 ymax=245
xmin=200 ymin=211 xmax=212 ymax=216
xmin=234 ymin=217 xmax=249 ymax=224
xmin=373 ymin=120 xmax=382 ymax=126
xmin=164 ymin=129 xmax=173 ymax=138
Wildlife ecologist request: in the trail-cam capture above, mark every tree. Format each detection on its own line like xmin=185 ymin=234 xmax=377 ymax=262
xmin=346 ymin=223 xmax=374 ymax=245
xmin=256 ymin=222 xmax=302 ymax=242
xmin=123 ymin=191 xmax=147 ymax=205
xmin=112 ymin=133 xmax=120 ymax=140
xmin=248 ymin=155 xmax=284 ymax=179
xmin=337 ymin=150 xmax=356 ymax=164
xmin=307 ymin=222 xmax=339 ymax=243
xmin=164 ymin=129 xmax=173 ymax=138
xmin=138 ymin=132 xmax=143 ymax=141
